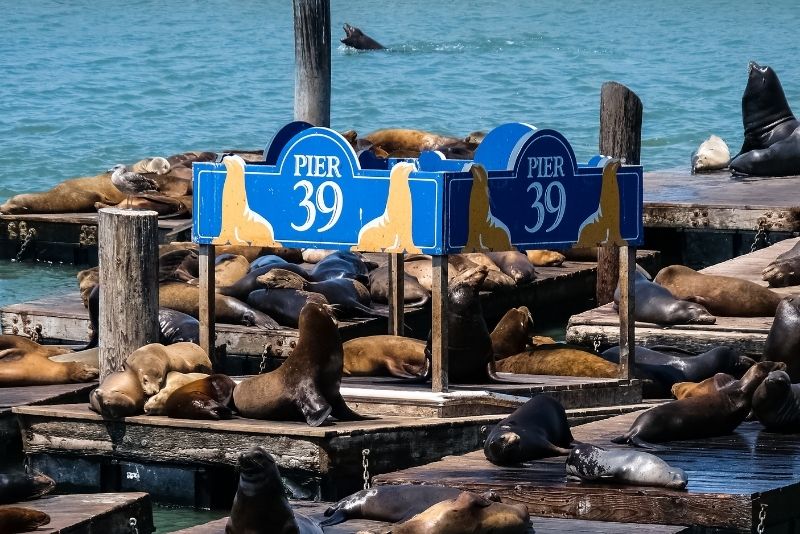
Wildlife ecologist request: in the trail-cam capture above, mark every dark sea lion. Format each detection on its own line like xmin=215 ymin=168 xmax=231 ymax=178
xmin=654 ymin=264 xmax=781 ymax=317
xmin=491 ymin=306 xmax=535 ymax=359
xmin=219 ymin=263 xmax=312 ymax=301
xmin=249 ymin=254 xmax=288 ymax=271
xmin=764 ymin=296 xmax=800 ymax=380
xmin=602 ymin=345 xmax=755 ymax=398
xmin=0 ymin=507 xmax=50 ymax=533
xmin=612 ymin=361 xmax=778 ymax=447
xmin=615 ymin=270 xmax=716 ymax=325
xmin=484 ymin=395 xmax=573 ymax=465
xmin=144 ymin=371 xmax=208 ymax=415
xmin=497 ymin=344 xmax=618 ymax=378
xmin=342 ymin=335 xmax=428 ymax=378
xmin=160 ymin=282 xmax=279 ymax=328
xmin=247 ymin=288 xmax=328 ymax=328
xmin=0 ymin=335 xmax=98 ymax=387
xmin=233 ymin=303 xmax=363 ymax=426
xmin=165 ymin=374 xmax=236 ymax=420
xmin=671 ymin=373 xmax=737 ymax=400
xmin=752 ymin=369 xmax=800 ymax=432
xmin=526 ymin=249 xmax=565 ymax=266
xmin=368 ymin=265 xmax=431 ymax=307
xmin=425 ymin=266 xmax=494 ymax=383
xmin=566 ymin=443 xmax=688 ymax=490
xmin=158 ymin=248 xmax=199 ymax=283
xmin=322 ymin=485 xmax=489 ymax=526
xmin=341 ymin=23 xmax=385 ymax=50
xmin=730 ymin=128 xmax=800 ymax=176
xmin=159 ymin=308 xmax=200 ymax=344
xmin=309 ymin=251 xmax=370 ymax=286
xmin=762 ymin=240 xmax=800 ymax=287
xmin=733 ymin=62 xmax=800 ymax=158
xmin=166 ymin=150 xmax=217 ymax=168
xmin=226 ymin=446 xmax=322 ymax=534
xmin=485 ymin=251 xmax=537 ymax=284
xmin=389 ymin=491 xmax=530 ymax=534
xmin=89 ymin=367 xmax=145 ymax=418
xmin=0 ymin=470 xmax=55 ymax=504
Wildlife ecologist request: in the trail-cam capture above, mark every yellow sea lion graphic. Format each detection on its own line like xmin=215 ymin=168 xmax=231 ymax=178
xmin=575 ymin=158 xmax=627 ymax=247
xmin=353 ymin=161 xmax=421 ymax=253
xmin=213 ymin=154 xmax=281 ymax=247
xmin=463 ymin=163 xmax=512 ymax=252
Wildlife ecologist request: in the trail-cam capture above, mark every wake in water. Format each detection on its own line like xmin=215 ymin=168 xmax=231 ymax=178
xmin=339 ymin=33 xmax=551 ymax=55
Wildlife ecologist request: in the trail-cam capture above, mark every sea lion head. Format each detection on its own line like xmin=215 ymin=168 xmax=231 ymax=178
xmin=256 ymin=268 xmax=306 ymax=290
xmin=447 ymin=492 xmax=530 ymax=532
xmin=127 ymin=351 xmax=168 ymax=396
xmin=742 ymin=62 xmax=795 ymax=136
xmin=0 ymin=195 xmax=32 ymax=214
xmin=237 ymin=446 xmax=282 ymax=494
xmin=483 ymin=424 xmax=524 ymax=465
xmin=738 ymin=360 xmax=787 ymax=395
xmin=674 ymin=300 xmax=716 ymax=325
xmin=341 ymin=23 xmax=364 ymax=46
xmin=25 ymin=469 xmax=56 ymax=498
xmin=753 ymin=369 xmax=792 ymax=412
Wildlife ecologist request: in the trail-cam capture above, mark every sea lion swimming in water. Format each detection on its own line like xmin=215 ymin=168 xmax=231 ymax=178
xmin=341 ymin=23 xmax=385 ymax=50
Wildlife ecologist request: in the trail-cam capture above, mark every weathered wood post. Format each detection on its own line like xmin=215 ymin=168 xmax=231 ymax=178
xmin=293 ymin=0 xmax=331 ymax=127
xmin=98 ymin=208 xmax=159 ymax=379
xmin=431 ymin=256 xmax=449 ymax=392
xmin=597 ymin=81 xmax=642 ymax=305
xmin=198 ymin=244 xmax=217 ymax=367
xmin=388 ymin=253 xmax=405 ymax=335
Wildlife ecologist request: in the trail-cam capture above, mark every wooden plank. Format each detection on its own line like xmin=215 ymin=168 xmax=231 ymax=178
xmin=618 ymin=245 xmax=635 ymax=380
xmin=431 ymin=255 xmax=448 ymax=392
xmin=388 ymin=253 xmax=404 ymax=335
xmin=0 ymin=493 xmax=154 ymax=534
xmin=375 ymin=410 xmax=800 ymax=532
xmin=0 ymin=382 xmax=97 ymax=414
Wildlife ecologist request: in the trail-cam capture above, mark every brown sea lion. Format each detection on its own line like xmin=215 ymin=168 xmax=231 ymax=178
xmin=764 ymin=296 xmax=800 ymax=380
xmin=95 ymin=193 xmax=188 ymax=217
xmin=485 ymin=251 xmax=537 ymax=284
xmin=526 ymin=249 xmax=565 ymax=266
xmin=363 ymin=129 xmax=470 ymax=155
xmin=497 ymin=344 xmax=618 ymax=378
xmin=160 ymin=282 xmax=279 ymax=328
xmin=0 ymin=336 xmax=97 ymax=387
xmin=89 ymin=367 xmax=145 ymax=418
xmin=449 ymin=254 xmax=515 ymax=291
xmin=0 ymin=507 xmax=50 ymax=533
xmin=0 ymin=470 xmax=55 ymax=504
xmin=165 ymin=374 xmax=236 ymax=420
xmin=342 ymin=335 xmax=428 ymax=378
xmin=233 ymin=302 xmax=363 ymax=426
xmin=143 ymin=371 xmax=208 ymax=415
xmin=762 ymin=240 xmax=800 ymax=287
xmin=612 ymin=361 xmax=779 ymax=447
xmin=387 ymin=491 xmax=531 ymax=534
xmin=491 ymin=306 xmax=535 ymax=360
xmin=76 ymin=267 xmax=99 ymax=308
xmin=126 ymin=342 xmax=212 ymax=396
xmin=0 ymin=172 xmax=125 ymax=214
xmin=368 ymin=265 xmax=431 ymax=307
xmin=226 ymin=446 xmax=322 ymax=534
xmin=425 ymin=266 xmax=494 ymax=383
xmin=130 ymin=156 xmax=170 ymax=175
xmin=159 ymin=249 xmax=199 ymax=283
xmin=671 ymin=373 xmax=737 ymax=400
xmin=247 ymin=288 xmax=328 ymax=328
xmin=166 ymin=150 xmax=217 ymax=168
xmin=654 ymin=264 xmax=782 ymax=317
xmin=218 ymin=263 xmax=312 ymax=301
xmin=301 ymin=249 xmax=335 ymax=264
xmin=752 ymin=369 xmax=800 ymax=432
xmin=212 ymin=254 xmax=250 ymax=287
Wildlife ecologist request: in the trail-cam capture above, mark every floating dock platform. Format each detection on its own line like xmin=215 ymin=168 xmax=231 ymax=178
xmin=0 ymin=492 xmax=153 ymax=534
xmin=375 ymin=410 xmax=800 ymax=533
xmin=567 ymin=237 xmax=800 ymax=356
xmin=175 ymin=499 xmax=689 ymax=534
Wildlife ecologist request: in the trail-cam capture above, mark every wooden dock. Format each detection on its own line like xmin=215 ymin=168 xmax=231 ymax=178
xmin=567 ymin=237 xmax=800 ymax=356
xmin=375 ymin=410 xmax=800 ymax=533
xmin=0 ymin=492 xmax=153 ymax=533
xmin=174 ymin=500 xmax=689 ymax=533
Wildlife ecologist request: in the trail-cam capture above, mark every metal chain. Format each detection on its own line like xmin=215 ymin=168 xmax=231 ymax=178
xmin=751 ymin=221 xmax=769 ymax=253
xmin=362 ymin=448 xmax=371 ymax=490
xmin=593 ymin=337 xmax=601 ymax=353
xmin=13 ymin=228 xmax=36 ymax=262
xmin=258 ymin=344 xmax=271 ymax=374
xmin=756 ymin=503 xmax=767 ymax=534
xmin=128 ymin=518 xmax=139 ymax=534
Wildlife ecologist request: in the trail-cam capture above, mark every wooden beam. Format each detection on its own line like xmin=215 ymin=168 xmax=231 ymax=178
xmin=431 ymin=255 xmax=449 ymax=392
xmin=293 ymin=0 xmax=331 ymax=127
xmin=198 ymin=244 xmax=217 ymax=369
xmin=388 ymin=253 xmax=405 ymax=335
xmin=98 ymin=208 xmax=159 ymax=380
xmin=618 ymin=246 xmax=636 ymax=380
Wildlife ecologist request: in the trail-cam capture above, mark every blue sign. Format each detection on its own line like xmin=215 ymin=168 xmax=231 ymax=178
xmin=193 ymin=123 xmax=643 ymax=254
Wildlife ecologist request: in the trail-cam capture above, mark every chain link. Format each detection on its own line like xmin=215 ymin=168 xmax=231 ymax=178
xmin=362 ymin=448 xmax=371 ymax=490
xmin=751 ymin=221 xmax=769 ymax=253
xmin=593 ymin=337 xmax=601 ymax=353
xmin=756 ymin=503 xmax=767 ymax=534
xmin=258 ymin=344 xmax=272 ymax=374
xmin=128 ymin=517 xmax=139 ymax=534
xmin=13 ymin=228 xmax=36 ymax=262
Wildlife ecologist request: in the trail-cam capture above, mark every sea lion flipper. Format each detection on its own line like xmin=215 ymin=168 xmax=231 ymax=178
xmin=549 ymin=444 xmax=574 ymax=456
xmin=330 ymin=395 xmax=368 ymax=421
xmin=319 ymin=509 xmax=347 ymax=527
xmin=629 ymin=436 xmax=661 ymax=450
xmin=295 ymin=385 xmax=333 ymax=427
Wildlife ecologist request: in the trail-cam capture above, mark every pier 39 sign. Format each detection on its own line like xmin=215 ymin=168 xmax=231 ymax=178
xmin=192 ymin=122 xmax=643 ymax=254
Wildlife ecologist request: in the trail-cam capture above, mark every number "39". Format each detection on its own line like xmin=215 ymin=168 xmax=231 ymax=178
xmin=524 ymin=181 xmax=566 ymax=233
xmin=291 ymin=180 xmax=344 ymax=232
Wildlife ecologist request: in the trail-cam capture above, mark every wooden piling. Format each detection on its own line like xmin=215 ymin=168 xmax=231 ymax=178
xmin=98 ymin=208 xmax=159 ymax=379
xmin=617 ymin=245 xmax=636 ymax=379
xmin=388 ymin=253 xmax=405 ymax=335
xmin=596 ymin=81 xmax=642 ymax=306
xmin=198 ymin=244 xmax=217 ymax=368
xmin=293 ymin=0 xmax=331 ymax=127
xmin=431 ymin=255 xmax=449 ymax=392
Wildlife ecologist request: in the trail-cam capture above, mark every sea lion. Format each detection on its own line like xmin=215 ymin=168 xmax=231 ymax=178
xmin=159 ymin=308 xmax=200 ymax=344
xmin=341 ymin=23 xmax=385 ymax=50
xmin=615 ymin=271 xmax=716 ymax=325
xmin=363 ymin=129 xmax=469 ymax=155
xmin=764 ymin=296 xmax=800 ymax=380
xmin=691 ymin=135 xmax=730 ymax=173
xmin=0 ymin=336 xmax=98 ymax=387
xmin=0 ymin=172 xmax=125 ymax=214
xmin=0 ymin=507 xmax=50 ymax=533
xmin=249 ymin=254 xmax=289 ymax=271
xmin=729 ymin=128 xmax=800 ymax=177
xmin=526 ymin=249 xmax=565 ymax=266
xmin=247 ymin=288 xmax=328 ymax=328
xmin=566 ymin=443 xmax=688 ymax=490
xmin=484 ymin=395 xmax=574 ymax=465
xmin=368 ymin=265 xmax=431 ymax=307
xmin=752 ymin=370 xmax=800 ymax=432
xmin=612 ymin=360 xmax=778 ymax=447
xmin=76 ymin=266 xmax=99 ymax=307
xmin=485 ymin=251 xmax=537 ymax=284
xmin=342 ymin=335 xmax=428 ymax=378
xmin=219 ymin=263 xmax=312 ymax=301
xmin=310 ymin=251 xmax=371 ymax=286
xmin=165 ymin=374 xmax=236 ymax=420
xmin=425 ymin=266 xmax=494 ymax=383
xmin=131 ymin=156 xmax=170 ymax=175
xmin=575 ymin=159 xmax=626 ymax=247
xmin=353 ymin=162 xmax=422 ymax=253
xmin=126 ymin=342 xmax=212 ymax=396
xmin=449 ymin=254 xmax=515 ymax=291
xmin=0 ymin=470 xmax=55 ymax=504
xmin=490 ymin=307 xmax=535 ymax=360
xmin=654 ymin=264 xmax=781 ymax=317
xmin=302 ymin=249 xmax=335 ymax=263
xmin=602 ymin=345 xmax=755 ymax=398
xmin=732 ymin=62 xmax=800 ymax=159
xmin=159 ymin=248 xmax=199 ymax=283
xmin=233 ymin=302 xmax=363 ymax=426
xmin=89 ymin=367 xmax=145 ymax=418
xmin=374 ymin=491 xmax=530 ymax=534
xmin=671 ymin=373 xmax=737 ymax=400
xmin=463 ymin=164 xmax=513 ymax=252
xmin=160 ymin=282 xmax=279 ymax=328
xmin=143 ymin=371 xmax=208 ymax=415
xmin=95 ymin=193 xmax=188 ymax=217
xmin=166 ymin=150 xmax=217 ymax=168
xmin=226 ymin=446 xmax=322 ymax=534
xmin=496 ymin=344 xmax=618 ymax=378
xmin=322 ymin=485 xmax=498 ymax=526
xmin=213 ymin=254 xmax=250 ymax=287
xmin=762 ymin=240 xmax=800 ymax=287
